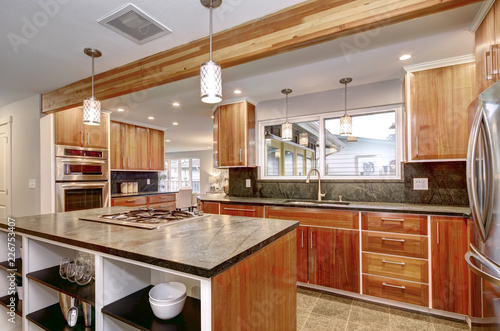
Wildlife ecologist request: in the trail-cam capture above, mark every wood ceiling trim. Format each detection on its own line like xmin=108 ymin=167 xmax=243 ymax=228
xmin=41 ymin=0 xmax=479 ymax=113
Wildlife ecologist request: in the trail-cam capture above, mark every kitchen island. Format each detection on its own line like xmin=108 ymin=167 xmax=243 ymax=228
xmin=0 ymin=207 xmax=298 ymax=331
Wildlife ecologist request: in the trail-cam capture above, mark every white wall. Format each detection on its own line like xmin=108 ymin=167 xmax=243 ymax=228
xmin=0 ymin=95 xmax=41 ymax=217
xmin=164 ymin=150 xmax=214 ymax=194
xmin=256 ymin=79 xmax=403 ymax=121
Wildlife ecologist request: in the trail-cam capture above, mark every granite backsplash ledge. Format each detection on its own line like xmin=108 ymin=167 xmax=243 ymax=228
xmin=111 ymin=171 xmax=159 ymax=194
xmin=228 ymin=162 xmax=468 ymax=206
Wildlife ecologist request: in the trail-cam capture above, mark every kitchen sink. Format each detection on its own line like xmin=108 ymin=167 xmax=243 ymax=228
xmin=282 ymin=199 xmax=350 ymax=206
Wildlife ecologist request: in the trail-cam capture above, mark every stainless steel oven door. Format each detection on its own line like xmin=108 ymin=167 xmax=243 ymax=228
xmin=56 ymin=181 xmax=109 ymax=212
xmin=55 ymin=157 xmax=109 ymax=181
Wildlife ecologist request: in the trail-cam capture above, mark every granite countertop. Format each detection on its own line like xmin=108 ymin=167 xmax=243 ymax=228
xmin=198 ymin=194 xmax=471 ymax=217
xmin=111 ymin=191 xmax=178 ymax=198
xmin=0 ymin=207 xmax=297 ymax=278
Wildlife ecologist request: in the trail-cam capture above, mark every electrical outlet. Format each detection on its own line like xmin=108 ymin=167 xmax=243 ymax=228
xmin=246 ymin=179 xmax=251 ymax=188
xmin=413 ymin=178 xmax=428 ymax=190
xmin=147 ymin=179 xmax=150 ymax=185
xmin=29 ymin=179 xmax=36 ymax=189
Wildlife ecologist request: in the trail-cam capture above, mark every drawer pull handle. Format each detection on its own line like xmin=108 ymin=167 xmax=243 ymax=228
xmin=382 ymin=282 xmax=406 ymax=290
xmin=224 ymin=208 xmax=256 ymax=212
xmin=382 ymin=238 xmax=405 ymax=243
xmin=381 ymin=218 xmax=405 ymax=222
xmin=301 ymin=230 xmax=304 ymax=248
xmin=159 ymin=197 xmax=171 ymax=200
xmin=126 ymin=200 xmax=138 ymax=203
xmin=382 ymin=260 xmax=406 ymax=266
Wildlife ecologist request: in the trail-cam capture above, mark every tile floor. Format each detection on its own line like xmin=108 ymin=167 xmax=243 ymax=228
xmin=297 ymin=287 xmax=470 ymax=331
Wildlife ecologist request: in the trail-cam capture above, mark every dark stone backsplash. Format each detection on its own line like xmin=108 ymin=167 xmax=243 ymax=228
xmin=111 ymin=171 xmax=159 ymax=194
xmin=229 ymin=162 xmax=468 ymax=206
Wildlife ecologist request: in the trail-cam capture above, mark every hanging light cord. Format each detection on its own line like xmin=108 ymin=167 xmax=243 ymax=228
xmin=285 ymin=93 xmax=288 ymax=121
xmin=209 ymin=0 xmax=213 ymax=62
xmin=343 ymin=81 xmax=347 ymax=116
xmin=91 ymin=52 xmax=95 ymax=98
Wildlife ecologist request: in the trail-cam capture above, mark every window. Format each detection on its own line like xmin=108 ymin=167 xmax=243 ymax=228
xmin=161 ymin=158 xmax=201 ymax=192
xmin=260 ymin=105 xmax=402 ymax=179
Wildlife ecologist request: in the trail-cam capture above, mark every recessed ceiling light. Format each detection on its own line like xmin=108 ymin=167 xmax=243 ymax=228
xmin=399 ymin=54 xmax=412 ymax=61
xmin=148 ymin=116 xmax=154 ymax=120
xmin=234 ymin=89 xmax=242 ymax=94
xmin=165 ymin=139 xmax=171 ymax=142
xmin=172 ymin=122 xmax=178 ymax=126
xmin=172 ymin=102 xmax=180 ymax=107
xmin=117 ymin=108 xmax=124 ymax=112
xmin=207 ymin=146 xmax=211 ymax=149
xmin=211 ymin=115 xmax=214 ymax=119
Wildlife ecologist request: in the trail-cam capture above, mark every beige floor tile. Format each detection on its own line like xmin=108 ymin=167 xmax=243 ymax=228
xmin=345 ymin=320 xmax=390 ymax=331
xmin=297 ymin=308 xmax=311 ymax=331
xmin=431 ymin=316 xmax=469 ymax=331
xmin=297 ymin=287 xmax=321 ymax=313
xmin=390 ymin=307 xmax=433 ymax=330
xmin=348 ymin=300 xmax=390 ymax=327
xmin=302 ymin=312 xmax=348 ymax=331
xmin=312 ymin=292 xmax=353 ymax=319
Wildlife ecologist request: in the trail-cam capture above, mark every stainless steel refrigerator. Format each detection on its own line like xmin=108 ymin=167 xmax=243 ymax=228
xmin=466 ymin=81 xmax=500 ymax=330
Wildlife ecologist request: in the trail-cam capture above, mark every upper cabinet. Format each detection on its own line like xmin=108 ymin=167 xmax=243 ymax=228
xmin=405 ymin=62 xmax=476 ymax=161
xmin=213 ymin=100 xmax=255 ymax=168
xmin=110 ymin=121 xmax=164 ymax=171
xmin=55 ymin=108 xmax=108 ymax=149
xmin=475 ymin=1 xmax=500 ymax=94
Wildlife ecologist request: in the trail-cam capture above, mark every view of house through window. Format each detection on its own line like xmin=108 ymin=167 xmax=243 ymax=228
xmin=160 ymin=158 xmax=201 ymax=192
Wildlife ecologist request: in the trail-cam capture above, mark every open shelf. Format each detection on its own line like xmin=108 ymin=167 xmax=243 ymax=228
xmin=0 ymin=258 xmax=22 ymax=276
xmin=27 ymin=266 xmax=94 ymax=305
xmin=0 ymin=293 xmax=22 ymax=316
xmin=26 ymin=303 xmax=95 ymax=331
xmin=102 ymin=285 xmax=201 ymax=331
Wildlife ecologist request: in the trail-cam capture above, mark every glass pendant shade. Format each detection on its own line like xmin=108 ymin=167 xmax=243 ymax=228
xmin=282 ymin=122 xmax=293 ymax=141
xmin=83 ymin=96 xmax=101 ymax=125
xmin=340 ymin=113 xmax=352 ymax=136
xmin=299 ymin=133 xmax=308 ymax=146
xmin=201 ymin=60 xmax=222 ymax=104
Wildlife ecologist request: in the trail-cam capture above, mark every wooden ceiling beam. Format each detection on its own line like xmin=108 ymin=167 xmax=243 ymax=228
xmin=41 ymin=0 xmax=480 ymax=113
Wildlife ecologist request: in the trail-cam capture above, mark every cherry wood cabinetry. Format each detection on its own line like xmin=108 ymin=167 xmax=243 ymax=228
xmin=199 ymin=202 xmax=220 ymax=214
xmin=265 ymin=206 xmax=359 ymax=293
xmin=431 ymin=216 xmax=468 ymax=315
xmin=55 ymin=108 xmax=108 ymax=149
xmin=111 ymin=193 xmax=176 ymax=209
xmin=219 ymin=203 xmax=263 ymax=218
xmin=213 ymin=100 xmax=255 ymax=168
xmin=110 ymin=121 xmax=164 ymax=170
xmin=111 ymin=196 xmax=147 ymax=207
xmin=406 ymin=62 xmax=476 ymax=161
xmin=362 ymin=274 xmax=429 ymax=307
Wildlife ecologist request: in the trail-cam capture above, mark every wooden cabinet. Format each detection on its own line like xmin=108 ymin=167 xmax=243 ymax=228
xmin=475 ymin=2 xmax=500 ymax=94
xmin=219 ymin=203 xmax=263 ymax=218
xmin=55 ymin=108 xmax=108 ymax=149
xmin=111 ymin=193 xmax=176 ymax=209
xmin=265 ymin=206 xmax=359 ymax=293
xmin=199 ymin=202 xmax=220 ymax=214
xmin=406 ymin=62 xmax=476 ymax=161
xmin=110 ymin=121 xmax=164 ymax=170
xmin=111 ymin=196 xmax=147 ymax=207
xmin=213 ymin=100 xmax=255 ymax=168
xmin=431 ymin=216 xmax=468 ymax=315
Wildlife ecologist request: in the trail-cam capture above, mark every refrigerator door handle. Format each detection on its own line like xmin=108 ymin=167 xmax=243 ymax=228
xmin=465 ymin=244 xmax=500 ymax=287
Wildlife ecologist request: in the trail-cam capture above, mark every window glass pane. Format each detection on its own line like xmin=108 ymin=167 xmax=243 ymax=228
xmin=180 ymin=159 xmax=190 ymax=187
xmin=306 ymin=157 xmax=312 ymax=174
xmin=324 ymin=111 xmax=396 ymax=176
xmin=264 ymin=120 xmax=318 ymax=177
xmin=170 ymin=159 xmax=179 ymax=191
xmin=191 ymin=158 xmax=200 ymax=192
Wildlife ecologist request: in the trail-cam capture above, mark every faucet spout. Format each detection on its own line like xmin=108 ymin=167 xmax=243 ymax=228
xmin=306 ymin=168 xmax=326 ymax=201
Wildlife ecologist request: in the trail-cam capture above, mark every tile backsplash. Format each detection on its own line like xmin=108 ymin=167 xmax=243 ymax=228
xmin=228 ymin=162 xmax=468 ymax=206
xmin=111 ymin=171 xmax=159 ymax=194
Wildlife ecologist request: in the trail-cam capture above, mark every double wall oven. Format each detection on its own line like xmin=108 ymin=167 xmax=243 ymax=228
xmin=55 ymin=145 xmax=110 ymax=212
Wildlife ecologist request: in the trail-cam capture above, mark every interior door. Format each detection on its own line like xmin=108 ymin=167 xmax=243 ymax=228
xmin=0 ymin=118 xmax=12 ymax=218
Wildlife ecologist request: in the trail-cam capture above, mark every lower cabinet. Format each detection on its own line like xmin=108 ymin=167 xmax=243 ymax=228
xmin=431 ymin=216 xmax=469 ymax=315
xmin=199 ymin=202 xmax=220 ymax=214
xmin=111 ymin=194 xmax=176 ymax=209
xmin=296 ymin=226 xmax=308 ymax=283
xmin=219 ymin=203 xmax=263 ymax=218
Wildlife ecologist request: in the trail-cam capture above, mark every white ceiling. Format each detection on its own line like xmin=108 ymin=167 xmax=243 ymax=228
xmin=0 ymin=1 xmax=484 ymax=153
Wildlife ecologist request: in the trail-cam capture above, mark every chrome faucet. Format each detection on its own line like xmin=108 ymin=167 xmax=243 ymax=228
xmin=306 ymin=168 xmax=326 ymax=201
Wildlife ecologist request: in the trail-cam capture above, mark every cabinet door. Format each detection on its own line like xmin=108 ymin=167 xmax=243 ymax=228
xmin=200 ymin=202 xmax=220 ymax=214
xmin=309 ymin=227 xmax=359 ymax=293
xmin=213 ymin=108 xmax=219 ymax=168
xmin=476 ymin=5 xmax=496 ymax=94
xmin=125 ymin=125 xmax=148 ymax=170
xmin=110 ymin=121 xmax=125 ymax=169
xmin=148 ymin=129 xmax=164 ymax=170
xmin=54 ymin=108 xmax=83 ymax=146
xmin=297 ymin=226 xmax=308 ymax=283
xmin=84 ymin=112 xmax=108 ymax=149
xmin=219 ymin=203 xmax=263 ymax=217
xmin=431 ymin=217 xmax=468 ymax=315
xmin=218 ymin=103 xmax=246 ymax=167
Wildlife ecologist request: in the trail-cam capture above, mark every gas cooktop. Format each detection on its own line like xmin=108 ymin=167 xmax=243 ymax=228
xmin=79 ymin=208 xmax=208 ymax=230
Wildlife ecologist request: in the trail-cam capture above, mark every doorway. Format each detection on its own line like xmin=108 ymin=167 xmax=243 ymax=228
xmin=0 ymin=116 xmax=12 ymax=218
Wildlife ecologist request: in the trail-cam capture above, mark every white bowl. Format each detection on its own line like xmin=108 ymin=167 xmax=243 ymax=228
xmin=150 ymin=292 xmax=187 ymax=305
xmin=149 ymin=296 xmax=186 ymax=320
xmin=149 ymin=282 xmax=187 ymax=302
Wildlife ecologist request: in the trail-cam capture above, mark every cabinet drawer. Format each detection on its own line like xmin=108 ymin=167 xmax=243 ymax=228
xmin=362 ymin=232 xmax=428 ymax=259
xmin=148 ymin=194 xmax=176 ymax=204
xmin=362 ymin=274 xmax=429 ymax=307
xmin=220 ymin=204 xmax=263 ymax=218
xmin=111 ymin=196 xmax=147 ymax=207
xmin=265 ymin=206 xmax=358 ymax=229
xmin=148 ymin=202 xmax=176 ymax=210
xmin=362 ymin=252 xmax=428 ymax=283
xmin=201 ymin=202 xmax=220 ymax=214
xmin=361 ymin=212 xmax=427 ymax=235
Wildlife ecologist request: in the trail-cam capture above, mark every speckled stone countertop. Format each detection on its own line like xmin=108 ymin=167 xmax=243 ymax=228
xmin=198 ymin=194 xmax=471 ymax=217
xmin=111 ymin=191 xmax=177 ymax=198
xmin=0 ymin=207 xmax=297 ymax=278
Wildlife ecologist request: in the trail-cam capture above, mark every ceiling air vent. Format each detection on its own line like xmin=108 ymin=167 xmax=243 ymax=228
xmin=98 ymin=4 xmax=171 ymax=45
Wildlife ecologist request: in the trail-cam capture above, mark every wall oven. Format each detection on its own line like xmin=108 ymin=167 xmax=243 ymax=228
xmin=55 ymin=146 xmax=110 ymax=212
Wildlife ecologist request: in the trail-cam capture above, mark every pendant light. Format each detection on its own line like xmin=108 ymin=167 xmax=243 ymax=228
xmin=339 ymin=77 xmax=353 ymax=135
xmin=200 ymin=0 xmax=222 ymax=104
xmin=299 ymin=133 xmax=308 ymax=146
xmin=281 ymin=88 xmax=293 ymax=141
xmin=83 ymin=48 xmax=102 ymax=126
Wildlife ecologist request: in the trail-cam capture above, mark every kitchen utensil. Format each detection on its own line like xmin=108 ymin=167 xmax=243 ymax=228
xmin=58 ymin=292 xmax=79 ymax=327
xmin=66 ymin=259 xmax=77 ymax=282
xmin=127 ymin=182 xmax=133 ymax=193
xmin=81 ymin=301 xmax=92 ymax=326
xmin=133 ymin=182 xmax=138 ymax=193
xmin=76 ymin=257 xmax=94 ymax=286
xmin=121 ymin=182 xmax=128 ymax=194
xmin=59 ymin=257 xmax=74 ymax=279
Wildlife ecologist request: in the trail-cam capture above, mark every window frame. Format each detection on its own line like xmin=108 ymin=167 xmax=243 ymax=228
xmin=162 ymin=158 xmax=201 ymax=193
xmin=258 ymin=104 xmax=404 ymax=180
